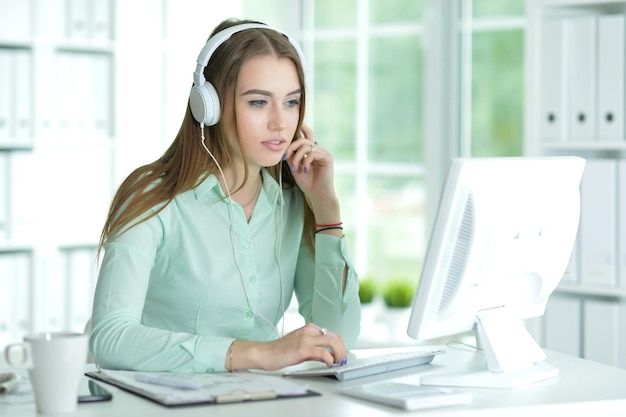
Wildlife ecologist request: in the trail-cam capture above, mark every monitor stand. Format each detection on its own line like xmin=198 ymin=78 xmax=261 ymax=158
xmin=420 ymin=306 xmax=559 ymax=389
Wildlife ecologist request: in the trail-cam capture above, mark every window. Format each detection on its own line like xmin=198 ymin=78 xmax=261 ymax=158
xmin=242 ymin=1 xmax=526 ymax=288
xmin=301 ymin=0 xmax=426 ymax=285
xmin=460 ymin=0 xmax=525 ymax=157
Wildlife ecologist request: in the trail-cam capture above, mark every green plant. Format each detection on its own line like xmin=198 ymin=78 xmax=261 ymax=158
xmin=382 ymin=278 xmax=416 ymax=308
xmin=358 ymin=278 xmax=377 ymax=304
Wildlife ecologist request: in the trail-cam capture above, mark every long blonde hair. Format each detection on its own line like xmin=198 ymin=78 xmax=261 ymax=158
xmin=98 ymin=19 xmax=314 ymax=257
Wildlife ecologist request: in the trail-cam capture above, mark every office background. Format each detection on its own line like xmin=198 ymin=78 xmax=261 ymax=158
xmin=0 ymin=0 xmax=624 ymax=368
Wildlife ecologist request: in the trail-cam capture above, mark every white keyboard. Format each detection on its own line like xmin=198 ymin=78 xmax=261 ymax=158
xmin=282 ymin=347 xmax=445 ymax=381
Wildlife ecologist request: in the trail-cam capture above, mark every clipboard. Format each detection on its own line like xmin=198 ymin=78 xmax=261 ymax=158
xmin=85 ymin=369 xmax=320 ymax=407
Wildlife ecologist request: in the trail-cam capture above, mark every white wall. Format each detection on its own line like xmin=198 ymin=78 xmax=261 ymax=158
xmin=0 ymin=0 xmax=252 ymax=345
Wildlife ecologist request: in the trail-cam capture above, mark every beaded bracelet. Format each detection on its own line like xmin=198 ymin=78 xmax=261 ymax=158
xmin=314 ymin=222 xmax=343 ymax=228
xmin=315 ymin=226 xmax=344 ymax=234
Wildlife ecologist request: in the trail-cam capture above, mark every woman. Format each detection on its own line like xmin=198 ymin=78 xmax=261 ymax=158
xmin=89 ymin=18 xmax=361 ymax=373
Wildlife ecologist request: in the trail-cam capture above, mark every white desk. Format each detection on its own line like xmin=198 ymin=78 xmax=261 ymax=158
xmin=2 ymin=347 xmax=626 ymax=416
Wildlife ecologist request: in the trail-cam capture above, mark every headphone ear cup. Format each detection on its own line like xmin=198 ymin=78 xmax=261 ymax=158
xmin=189 ymin=81 xmax=221 ymax=126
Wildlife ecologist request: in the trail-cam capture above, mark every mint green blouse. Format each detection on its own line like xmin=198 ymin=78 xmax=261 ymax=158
xmin=89 ymin=168 xmax=361 ymax=372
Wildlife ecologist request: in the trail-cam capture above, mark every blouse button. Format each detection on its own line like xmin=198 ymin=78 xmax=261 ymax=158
xmin=245 ymin=311 xmax=253 ymax=318
xmin=242 ymin=241 xmax=250 ymax=249
xmin=249 ymin=276 xmax=257 ymax=283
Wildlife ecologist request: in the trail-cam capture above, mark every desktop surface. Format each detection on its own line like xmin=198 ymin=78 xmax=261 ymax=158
xmin=2 ymin=347 xmax=626 ymax=417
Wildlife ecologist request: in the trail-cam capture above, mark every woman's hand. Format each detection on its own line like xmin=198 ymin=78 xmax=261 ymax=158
xmin=227 ymin=323 xmax=348 ymax=371
xmin=285 ymin=124 xmax=336 ymax=204
xmin=285 ymin=124 xmax=341 ymax=226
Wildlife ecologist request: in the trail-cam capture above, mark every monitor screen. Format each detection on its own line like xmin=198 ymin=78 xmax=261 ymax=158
xmin=407 ymin=156 xmax=585 ymax=388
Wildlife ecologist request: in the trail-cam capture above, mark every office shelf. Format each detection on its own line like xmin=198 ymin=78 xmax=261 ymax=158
xmin=0 ymin=0 xmax=117 ymax=346
xmin=525 ymin=0 xmax=626 ymax=369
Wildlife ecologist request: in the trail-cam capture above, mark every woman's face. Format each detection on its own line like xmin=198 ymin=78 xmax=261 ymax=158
xmin=223 ymin=54 xmax=302 ymax=170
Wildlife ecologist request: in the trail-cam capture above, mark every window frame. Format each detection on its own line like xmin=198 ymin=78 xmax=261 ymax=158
xmin=274 ymin=0 xmax=527 ymax=278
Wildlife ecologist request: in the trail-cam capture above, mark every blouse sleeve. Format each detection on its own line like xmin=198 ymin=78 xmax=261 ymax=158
xmin=294 ymin=233 xmax=362 ymax=349
xmin=89 ymin=214 xmax=234 ymax=373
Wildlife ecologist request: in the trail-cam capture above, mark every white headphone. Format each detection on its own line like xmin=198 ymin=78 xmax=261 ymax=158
xmin=189 ymin=23 xmax=307 ymax=126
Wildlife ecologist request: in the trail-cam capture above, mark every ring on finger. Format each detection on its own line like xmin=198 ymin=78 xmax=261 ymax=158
xmin=303 ymin=153 xmax=308 ymax=159
xmin=320 ymin=328 xmax=328 ymax=336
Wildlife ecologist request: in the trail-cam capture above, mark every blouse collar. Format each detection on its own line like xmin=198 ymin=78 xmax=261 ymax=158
xmin=193 ymin=168 xmax=285 ymax=208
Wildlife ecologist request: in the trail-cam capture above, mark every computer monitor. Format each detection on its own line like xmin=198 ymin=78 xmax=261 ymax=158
xmin=407 ymin=156 xmax=586 ymax=388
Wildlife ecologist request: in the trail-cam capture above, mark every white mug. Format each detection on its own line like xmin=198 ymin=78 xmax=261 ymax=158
xmin=4 ymin=332 xmax=88 ymax=414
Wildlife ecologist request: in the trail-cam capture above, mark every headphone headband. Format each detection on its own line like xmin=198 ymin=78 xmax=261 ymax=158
xmin=190 ymin=23 xmax=306 ymax=126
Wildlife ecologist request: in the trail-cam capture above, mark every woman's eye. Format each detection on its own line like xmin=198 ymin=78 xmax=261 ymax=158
xmin=249 ymin=99 xmax=267 ymax=107
xmin=286 ymin=99 xmax=301 ymax=108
